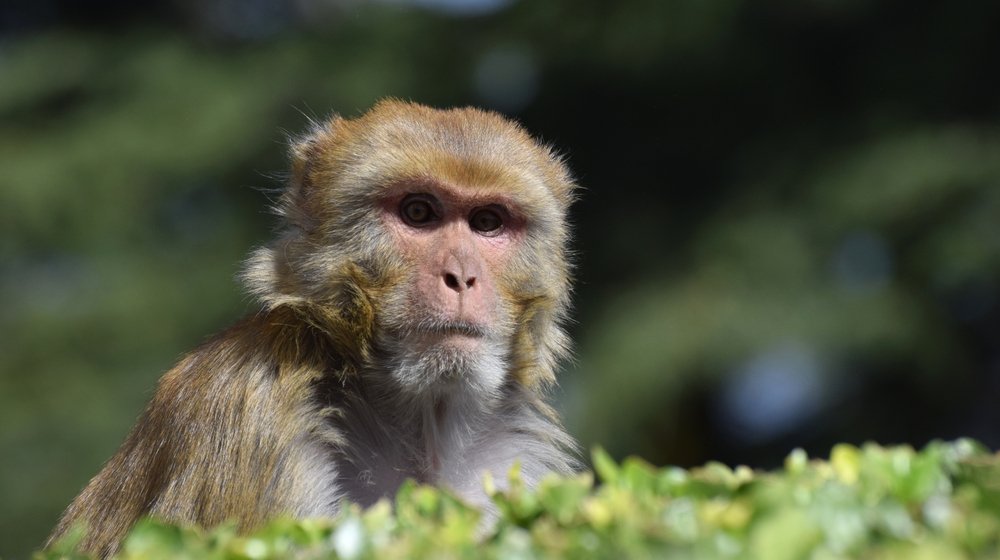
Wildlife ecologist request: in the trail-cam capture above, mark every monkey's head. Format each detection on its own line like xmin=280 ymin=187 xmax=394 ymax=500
xmin=244 ymin=100 xmax=576 ymax=400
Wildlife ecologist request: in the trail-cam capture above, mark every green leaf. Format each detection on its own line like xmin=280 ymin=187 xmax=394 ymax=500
xmin=591 ymin=447 xmax=619 ymax=484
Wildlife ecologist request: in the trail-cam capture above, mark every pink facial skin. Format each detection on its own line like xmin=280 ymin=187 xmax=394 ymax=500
xmin=379 ymin=180 xmax=526 ymax=346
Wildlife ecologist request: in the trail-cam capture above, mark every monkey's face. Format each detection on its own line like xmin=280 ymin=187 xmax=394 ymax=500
xmin=375 ymin=180 xmax=524 ymax=397
xmin=247 ymin=101 xmax=577 ymax=395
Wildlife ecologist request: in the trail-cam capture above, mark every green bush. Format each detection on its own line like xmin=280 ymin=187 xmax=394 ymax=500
xmin=41 ymin=440 xmax=1000 ymax=559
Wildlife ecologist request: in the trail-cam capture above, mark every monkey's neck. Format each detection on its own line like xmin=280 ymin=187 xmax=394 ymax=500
xmin=346 ymin=374 xmax=501 ymax=483
xmin=421 ymin=398 xmax=448 ymax=474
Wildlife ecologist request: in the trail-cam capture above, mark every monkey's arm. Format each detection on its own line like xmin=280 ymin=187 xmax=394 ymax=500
xmin=47 ymin=310 xmax=342 ymax=558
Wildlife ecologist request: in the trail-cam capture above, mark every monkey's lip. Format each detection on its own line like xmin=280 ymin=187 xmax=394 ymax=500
xmin=414 ymin=321 xmax=489 ymax=339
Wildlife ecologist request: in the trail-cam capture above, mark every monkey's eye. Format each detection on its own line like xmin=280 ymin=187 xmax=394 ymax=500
xmin=400 ymin=196 xmax=439 ymax=227
xmin=469 ymin=207 xmax=504 ymax=235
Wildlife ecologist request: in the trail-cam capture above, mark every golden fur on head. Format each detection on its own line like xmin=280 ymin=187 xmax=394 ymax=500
xmin=243 ymin=99 xmax=578 ymax=387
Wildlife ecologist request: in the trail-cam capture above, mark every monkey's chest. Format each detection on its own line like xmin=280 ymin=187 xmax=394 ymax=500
xmin=335 ymin=443 xmax=426 ymax=507
xmin=331 ymin=416 xmax=491 ymax=508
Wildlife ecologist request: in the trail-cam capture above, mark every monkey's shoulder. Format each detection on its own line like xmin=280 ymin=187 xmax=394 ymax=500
xmin=148 ymin=308 xmax=345 ymax=419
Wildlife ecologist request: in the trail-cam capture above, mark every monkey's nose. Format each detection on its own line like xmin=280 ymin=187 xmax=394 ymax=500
xmin=443 ymin=272 xmax=476 ymax=292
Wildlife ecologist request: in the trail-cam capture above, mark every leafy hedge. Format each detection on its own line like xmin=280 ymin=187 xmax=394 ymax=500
xmin=43 ymin=440 xmax=1000 ymax=559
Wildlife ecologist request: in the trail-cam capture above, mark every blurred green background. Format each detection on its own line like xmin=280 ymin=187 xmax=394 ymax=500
xmin=2 ymin=0 xmax=999 ymax=557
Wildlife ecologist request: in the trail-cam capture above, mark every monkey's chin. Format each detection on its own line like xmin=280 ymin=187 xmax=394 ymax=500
xmin=383 ymin=332 xmax=508 ymax=399
xmin=434 ymin=332 xmax=487 ymax=353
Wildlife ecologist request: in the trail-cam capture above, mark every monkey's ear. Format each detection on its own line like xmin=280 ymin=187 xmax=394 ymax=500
xmin=280 ymin=116 xmax=342 ymax=232
xmin=288 ymin=126 xmax=320 ymax=189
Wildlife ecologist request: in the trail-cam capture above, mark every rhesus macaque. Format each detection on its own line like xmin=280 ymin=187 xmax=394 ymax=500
xmin=47 ymin=100 xmax=579 ymax=557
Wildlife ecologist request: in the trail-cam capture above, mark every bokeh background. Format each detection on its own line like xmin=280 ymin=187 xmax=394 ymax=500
xmin=2 ymin=0 xmax=999 ymax=556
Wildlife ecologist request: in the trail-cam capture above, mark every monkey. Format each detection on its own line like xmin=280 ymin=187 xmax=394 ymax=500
xmin=46 ymin=99 xmax=580 ymax=558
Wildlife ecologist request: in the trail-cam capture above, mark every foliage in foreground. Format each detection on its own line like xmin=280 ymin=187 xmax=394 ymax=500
xmin=42 ymin=440 xmax=1000 ymax=559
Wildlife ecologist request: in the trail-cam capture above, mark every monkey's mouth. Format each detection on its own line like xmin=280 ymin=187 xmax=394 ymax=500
xmin=394 ymin=317 xmax=493 ymax=345
xmin=419 ymin=321 xmax=488 ymax=338
xmin=388 ymin=319 xmax=496 ymax=356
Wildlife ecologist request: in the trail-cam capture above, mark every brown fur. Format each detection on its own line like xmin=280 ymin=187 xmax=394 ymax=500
xmin=47 ymin=99 xmax=578 ymax=558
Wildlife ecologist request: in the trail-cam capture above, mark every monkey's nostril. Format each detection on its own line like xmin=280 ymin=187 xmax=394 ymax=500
xmin=444 ymin=273 xmax=461 ymax=291
xmin=466 ymin=277 xmax=476 ymax=289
